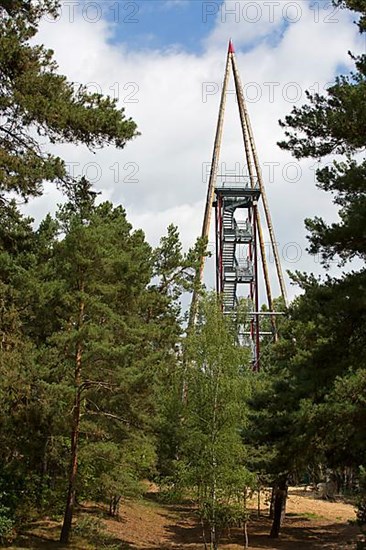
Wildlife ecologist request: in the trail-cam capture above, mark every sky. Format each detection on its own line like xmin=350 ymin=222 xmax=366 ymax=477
xmin=29 ymin=0 xmax=366 ymax=303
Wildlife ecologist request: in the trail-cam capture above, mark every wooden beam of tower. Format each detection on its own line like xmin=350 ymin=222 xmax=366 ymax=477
xmin=230 ymin=43 xmax=276 ymax=320
xmin=199 ymin=41 xmax=232 ymax=279
xmin=189 ymin=41 xmax=232 ymax=325
xmin=231 ymin=51 xmax=289 ymax=307
xmin=256 ymin=211 xmax=278 ymax=340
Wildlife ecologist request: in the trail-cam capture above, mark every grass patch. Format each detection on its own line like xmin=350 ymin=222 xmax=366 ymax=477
xmin=72 ymin=515 xmax=129 ymax=549
xmin=298 ymin=512 xmax=326 ymax=521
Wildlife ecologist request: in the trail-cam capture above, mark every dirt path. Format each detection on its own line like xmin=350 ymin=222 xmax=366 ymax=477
xmin=103 ymin=488 xmax=359 ymax=550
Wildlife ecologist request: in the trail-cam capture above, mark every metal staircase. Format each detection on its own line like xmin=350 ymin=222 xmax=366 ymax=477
xmin=216 ymin=187 xmax=258 ymax=315
xmin=222 ymin=207 xmax=236 ymax=311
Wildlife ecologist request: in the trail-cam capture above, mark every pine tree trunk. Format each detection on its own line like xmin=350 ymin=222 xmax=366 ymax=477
xmin=60 ymin=293 xmax=84 ymax=545
xmin=37 ymin=438 xmax=49 ymax=510
xmin=109 ymin=495 xmax=121 ymax=517
xmin=60 ymin=399 xmax=81 ymax=543
xmin=269 ymin=478 xmax=288 ymax=539
xmin=269 ymin=486 xmax=275 ymax=519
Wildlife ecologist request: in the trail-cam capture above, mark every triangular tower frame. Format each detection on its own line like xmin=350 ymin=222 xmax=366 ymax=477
xmin=191 ymin=40 xmax=287 ymax=370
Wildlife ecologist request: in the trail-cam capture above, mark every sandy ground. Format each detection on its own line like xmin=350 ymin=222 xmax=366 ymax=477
xmin=103 ymin=487 xmax=359 ymax=550
xmin=9 ymin=487 xmax=360 ymax=549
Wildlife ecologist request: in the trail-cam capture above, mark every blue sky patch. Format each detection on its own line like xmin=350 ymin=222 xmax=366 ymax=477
xmin=103 ymin=0 xmax=222 ymax=53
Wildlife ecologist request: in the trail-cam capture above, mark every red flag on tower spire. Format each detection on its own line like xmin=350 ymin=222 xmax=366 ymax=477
xmin=228 ymin=39 xmax=235 ymax=54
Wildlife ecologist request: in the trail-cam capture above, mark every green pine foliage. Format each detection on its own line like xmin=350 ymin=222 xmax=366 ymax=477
xmin=278 ymin=0 xmax=366 ymax=266
xmin=0 ymin=181 xmax=205 ymax=542
xmin=0 ymin=0 xmax=138 ymax=200
xmin=248 ymin=0 xmax=366 ymax=537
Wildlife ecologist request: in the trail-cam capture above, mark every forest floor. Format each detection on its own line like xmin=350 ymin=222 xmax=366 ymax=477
xmin=7 ymin=486 xmax=360 ymax=550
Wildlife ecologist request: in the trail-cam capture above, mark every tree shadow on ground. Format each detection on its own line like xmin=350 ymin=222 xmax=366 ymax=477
xmin=7 ymin=502 xmax=358 ymax=550
xmin=7 ymin=508 xmax=133 ymax=550
xmin=142 ymin=509 xmax=359 ymax=550
xmin=241 ymin=515 xmax=358 ymax=549
xmin=8 ymin=531 xmax=132 ymax=550
xmin=80 ymin=502 xmax=128 ymax=525
xmin=7 ymin=533 xmax=69 ymax=549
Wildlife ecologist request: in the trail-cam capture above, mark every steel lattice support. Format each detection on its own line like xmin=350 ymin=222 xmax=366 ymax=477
xmin=214 ymin=180 xmax=261 ymax=369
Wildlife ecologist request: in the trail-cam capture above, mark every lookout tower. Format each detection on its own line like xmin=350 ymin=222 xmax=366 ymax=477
xmin=191 ymin=41 xmax=287 ymax=370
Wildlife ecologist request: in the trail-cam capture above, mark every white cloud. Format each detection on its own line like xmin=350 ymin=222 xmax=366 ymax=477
xmin=204 ymin=0 xmax=286 ymax=50
xmin=27 ymin=1 xmax=364 ymax=302
xmin=162 ymin=0 xmax=190 ymax=9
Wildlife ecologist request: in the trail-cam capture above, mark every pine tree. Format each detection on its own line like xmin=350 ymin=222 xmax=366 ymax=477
xmin=278 ymin=1 xmax=366 ymax=266
xmin=259 ymin=1 xmax=366 ymax=535
xmin=0 ymin=0 xmax=138 ymax=200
